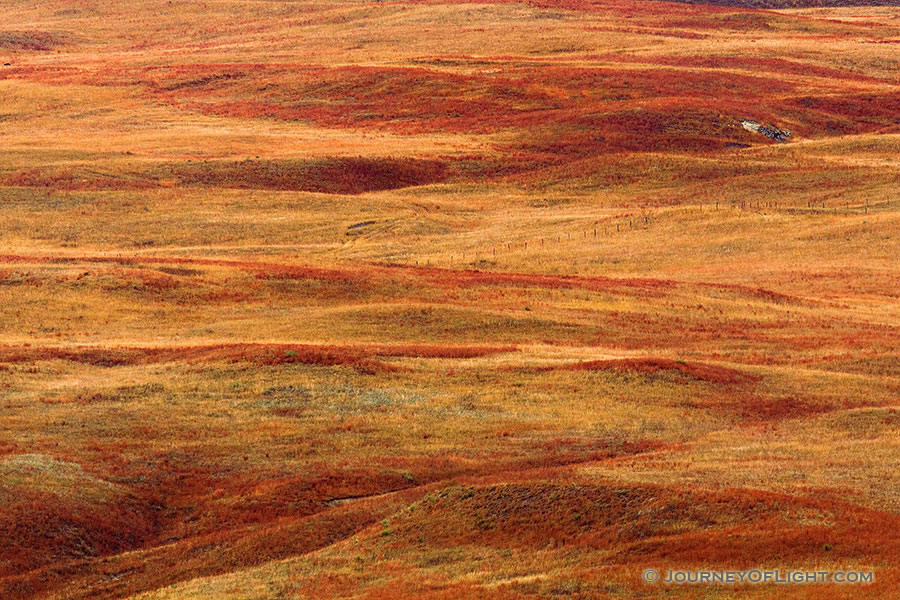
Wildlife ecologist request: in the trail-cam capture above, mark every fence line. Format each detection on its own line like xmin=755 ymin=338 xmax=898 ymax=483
xmin=417 ymin=198 xmax=877 ymax=268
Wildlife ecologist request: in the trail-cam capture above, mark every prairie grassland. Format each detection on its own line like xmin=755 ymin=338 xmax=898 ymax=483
xmin=2 ymin=0 xmax=900 ymax=599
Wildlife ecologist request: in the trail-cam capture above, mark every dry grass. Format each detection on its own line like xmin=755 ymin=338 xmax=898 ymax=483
xmin=2 ymin=0 xmax=900 ymax=598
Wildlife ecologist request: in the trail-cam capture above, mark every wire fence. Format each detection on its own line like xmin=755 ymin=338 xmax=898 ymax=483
xmin=412 ymin=197 xmax=876 ymax=268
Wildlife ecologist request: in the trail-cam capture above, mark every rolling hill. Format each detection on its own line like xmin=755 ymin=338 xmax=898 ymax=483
xmin=1 ymin=0 xmax=899 ymax=598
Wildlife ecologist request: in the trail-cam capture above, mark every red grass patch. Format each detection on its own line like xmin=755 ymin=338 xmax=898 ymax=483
xmin=388 ymin=481 xmax=899 ymax=559
xmin=0 ymin=488 xmax=157 ymax=579
xmin=154 ymin=157 xmax=449 ymax=194
xmin=143 ymin=62 xmax=799 ymax=147
xmin=787 ymin=91 xmax=900 ymax=135
xmin=3 ymin=255 xmax=812 ymax=313
xmin=0 ymin=486 xmax=426 ymax=600
xmin=0 ymin=343 xmax=517 ymax=368
xmin=1 ymin=158 xmax=449 ymax=194
xmin=616 ymin=55 xmax=882 ymax=83
xmin=545 ymin=357 xmax=751 ymax=385
xmin=251 ymin=264 xmax=362 ymax=283
xmin=394 ymin=263 xmax=677 ymax=296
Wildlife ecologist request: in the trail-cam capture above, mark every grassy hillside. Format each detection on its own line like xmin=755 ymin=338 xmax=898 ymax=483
xmin=2 ymin=0 xmax=899 ymax=598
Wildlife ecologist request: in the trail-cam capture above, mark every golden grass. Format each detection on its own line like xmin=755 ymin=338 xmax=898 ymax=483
xmin=2 ymin=0 xmax=900 ymax=598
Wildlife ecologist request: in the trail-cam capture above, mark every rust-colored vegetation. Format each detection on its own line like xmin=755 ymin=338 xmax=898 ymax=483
xmin=543 ymin=356 xmax=752 ymax=385
xmin=153 ymin=157 xmax=451 ymax=194
xmin=0 ymin=343 xmax=517 ymax=369
xmin=2 ymin=0 xmax=900 ymax=598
